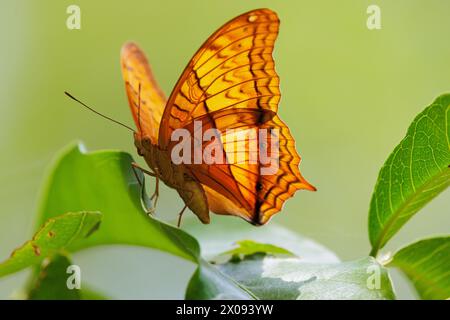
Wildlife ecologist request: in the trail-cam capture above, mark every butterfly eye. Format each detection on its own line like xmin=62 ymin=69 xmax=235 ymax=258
xmin=142 ymin=136 xmax=152 ymax=148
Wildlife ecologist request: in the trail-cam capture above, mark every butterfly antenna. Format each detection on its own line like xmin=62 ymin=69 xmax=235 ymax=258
xmin=137 ymin=83 xmax=143 ymax=138
xmin=64 ymin=91 xmax=135 ymax=133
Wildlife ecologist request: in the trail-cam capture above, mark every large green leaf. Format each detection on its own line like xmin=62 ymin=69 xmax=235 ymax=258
xmin=387 ymin=236 xmax=450 ymax=300
xmin=35 ymin=143 xmax=199 ymax=262
xmin=369 ymin=95 xmax=450 ymax=255
xmin=0 ymin=212 xmax=101 ymax=278
xmin=187 ymin=255 xmax=395 ymax=300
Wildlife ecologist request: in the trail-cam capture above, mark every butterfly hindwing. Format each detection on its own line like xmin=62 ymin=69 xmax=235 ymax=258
xmin=169 ymin=109 xmax=315 ymax=224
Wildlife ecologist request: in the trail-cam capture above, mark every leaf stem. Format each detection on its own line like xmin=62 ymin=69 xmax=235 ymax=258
xmin=369 ymin=247 xmax=378 ymax=258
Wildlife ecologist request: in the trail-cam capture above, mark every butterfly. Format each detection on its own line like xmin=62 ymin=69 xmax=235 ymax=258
xmin=120 ymin=8 xmax=316 ymax=226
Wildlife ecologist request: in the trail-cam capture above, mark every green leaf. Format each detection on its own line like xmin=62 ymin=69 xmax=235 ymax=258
xmin=79 ymin=287 xmax=109 ymax=300
xmin=220 ymin=240 xmax=294 ymax=261
xmin=183 ymin=216 xmax=339 ymax=263
xmin=27 ymin=254 xmax=108 ymax=300
xmin=35 ymin=142 xmax=200 ymax=262
xmin=186 ymin=260 xmax=256 ymax=300
xmin=184 ymin=217 xmax=394 ymax=300
xmin=387 ymin=236 xmax=450 ymax=300
xmin=369 ymin=95 xmax=450 ymax=255
xmin=0 ymin=212 xmax=101 ymax=278
xmin=187 ymin=256 xmax=395 ymax=300
xmin=28 ymin=254 xmax=81 ymax=300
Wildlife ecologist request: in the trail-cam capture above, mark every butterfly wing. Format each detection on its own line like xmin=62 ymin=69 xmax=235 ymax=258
xmin=121 ymin=42 xmax=166 ymax=143
xmin=160 ymin=8 xmax=315 ymax=224
xmin=159 ymin=8 xmax=280 ymax=146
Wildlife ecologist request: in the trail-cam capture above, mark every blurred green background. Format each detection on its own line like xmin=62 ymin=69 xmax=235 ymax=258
xmin=1 ymin=0 xmax=449 ymax=299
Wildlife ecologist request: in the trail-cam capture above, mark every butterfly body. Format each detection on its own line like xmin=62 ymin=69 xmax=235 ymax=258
xmin=134 ymin=133 xmax=210 ymax=223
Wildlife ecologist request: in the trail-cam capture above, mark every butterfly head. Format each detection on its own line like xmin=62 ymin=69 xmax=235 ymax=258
xmin=133 ymin=132 xmax=153 ymax=156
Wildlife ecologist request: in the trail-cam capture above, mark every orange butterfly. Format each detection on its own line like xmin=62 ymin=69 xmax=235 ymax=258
xmin=120 ymin=8 xmax=315 ymax=226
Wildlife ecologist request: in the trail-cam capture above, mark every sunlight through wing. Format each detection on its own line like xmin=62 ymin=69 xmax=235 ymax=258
xmin=160 ymin=9 xmax=315 ymax=224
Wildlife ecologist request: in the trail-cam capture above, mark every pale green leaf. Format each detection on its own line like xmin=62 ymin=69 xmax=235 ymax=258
xmin=0 ymin=212 xmax=101 ymax=278
xmin=184 ymin=217 xmax=394 ymax=300
xmin=187 ymin=256 xmax=395 ymax=300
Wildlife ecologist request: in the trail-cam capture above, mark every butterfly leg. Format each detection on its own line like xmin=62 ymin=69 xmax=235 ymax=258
xmin=151 ymin=167 xmax=160 ymax=209
xmin=175 ymin=188 xmax=201 ymax=227
xmin=177 ymin=204 xmax=188 ymax=227
xmin=131 ymin=162 xmax=158 ymax=216
xmin=131 ymin=162 xmax=157 ymax=177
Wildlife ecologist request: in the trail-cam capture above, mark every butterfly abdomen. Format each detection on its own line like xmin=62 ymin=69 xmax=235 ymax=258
xmin=176 ymin=176 xmax=210 ymax=224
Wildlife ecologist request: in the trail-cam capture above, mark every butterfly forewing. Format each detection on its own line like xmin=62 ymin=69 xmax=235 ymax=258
xmin=159 ymin=8 xmax=281 ymax=147
xmin=121 ymin=42 xmax=166 ymax=143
